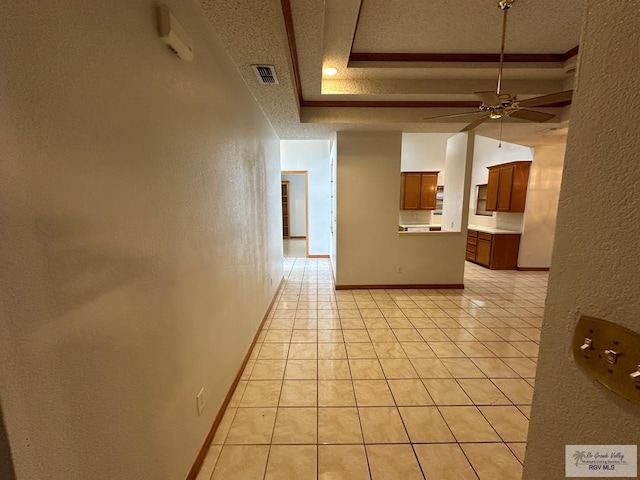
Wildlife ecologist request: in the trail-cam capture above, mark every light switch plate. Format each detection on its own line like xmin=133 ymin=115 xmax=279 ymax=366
xmin=197 ymin=387 xmax=205 ymax=416
xmin=573 ymin=315 xmax=640 ymax=405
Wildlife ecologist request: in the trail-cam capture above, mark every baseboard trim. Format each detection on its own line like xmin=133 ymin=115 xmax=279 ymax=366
xmin=186 ymin=277 xmax=285 ymax=480
xmin=307 ymin=254 xmax=330 ymax=258
xmin=329 ymin=257 xmax=336 ymax=284
xmin=335 ymin=283 xmax=464 ymax=290
xmin=516 ymin=267 xmax=550 ymax=271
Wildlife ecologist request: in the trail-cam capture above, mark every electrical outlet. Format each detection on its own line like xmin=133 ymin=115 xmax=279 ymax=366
xmin=196 ymin=387 xmax=205 ymax=416
xmin=396 ymin=266 xmax=403 ymax=274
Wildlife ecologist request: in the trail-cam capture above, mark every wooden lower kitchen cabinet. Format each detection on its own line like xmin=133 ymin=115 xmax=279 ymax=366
xmin=466 ymin=229 xmax=521 ymax=270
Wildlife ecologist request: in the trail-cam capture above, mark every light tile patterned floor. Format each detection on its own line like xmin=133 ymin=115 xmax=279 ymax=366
xmin=283 ymin=237 xmax=307 ymax=258
xmin=197 ymin=244 xmax=547 ymax=480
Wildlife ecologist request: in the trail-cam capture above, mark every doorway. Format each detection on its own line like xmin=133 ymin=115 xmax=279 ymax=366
xmin=281 ymin=170 xmax=308 ymax=258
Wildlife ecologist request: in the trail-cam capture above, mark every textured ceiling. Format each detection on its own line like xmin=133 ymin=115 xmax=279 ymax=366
xmin=199 ymin=0 xmax=584 ymax=145
xmin=352 ymin=0 xmax=582 ymax=54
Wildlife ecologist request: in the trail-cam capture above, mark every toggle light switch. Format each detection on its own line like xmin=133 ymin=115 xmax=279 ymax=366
xmin=604 ymin=349 xmax=620 ymax=365
xmin=580 ymin=338 xmax=593 ymax=351
xmin=573 ymin=315 xmax=640 ymax=405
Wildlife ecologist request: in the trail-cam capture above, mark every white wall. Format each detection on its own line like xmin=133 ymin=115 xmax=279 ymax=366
xmin=442 ymin=133 xmax=475 ymax=232
xmin=330 ymin=134 xmax=338 ymax=272
xmin=281 ymin=140 xmax=331 ymax=255
xmin=468 ymin=136 xmax=533 ymax=230
xmin=524 ymin=2 xmax=640 ymax=477
xmin=518 ymin=144 xmax=566 ymax=268
xmin=335 ymin=131 xmax=472 ymax=286
xmin=401 ymin=133 xmax=451 ymax=176
xmin=281 ymin=174 xmax=306 ymax=237
xmin=0 ymin=2 xmax=282 ymax=480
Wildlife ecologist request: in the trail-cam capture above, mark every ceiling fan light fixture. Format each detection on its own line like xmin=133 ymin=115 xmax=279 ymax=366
xmin=499 ymin=0 xmax=515 ymax=10
xmin=458 ymin=0 xmax=571 ymax=133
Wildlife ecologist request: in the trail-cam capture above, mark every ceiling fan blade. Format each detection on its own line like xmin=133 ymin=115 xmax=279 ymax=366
xmin=423 ymin=111 xmax=483 ymax=120
xmin=475 ymin=91 xmax=501 ymax=105
xmin=461 ymin=115 xmax=491 ymax=132
xmin=518 ymin=90 xmax=573 ymax=108
xmin=509 ymin=109 xmax=555 ymax=122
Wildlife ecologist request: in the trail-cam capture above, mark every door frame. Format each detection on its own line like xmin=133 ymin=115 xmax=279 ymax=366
xmin=281 ymin=170 xmax=309 ymax=257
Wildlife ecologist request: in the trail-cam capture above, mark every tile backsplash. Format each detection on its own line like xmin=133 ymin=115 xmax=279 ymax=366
xmin=399 ymin=210 xmax=434 ymax=225
xmin=468 ymin=211 xmax=524 ymax=231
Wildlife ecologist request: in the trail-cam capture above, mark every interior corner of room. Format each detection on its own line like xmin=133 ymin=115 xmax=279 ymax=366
xmin=4 ymin=1 xmax=640 ymax=480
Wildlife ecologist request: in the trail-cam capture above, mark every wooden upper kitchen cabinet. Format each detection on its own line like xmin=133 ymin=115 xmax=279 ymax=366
xmin=401 ymin=171 xmax=439 ymax=210
xmin=485 ymin=161 xmax=531 ymax=213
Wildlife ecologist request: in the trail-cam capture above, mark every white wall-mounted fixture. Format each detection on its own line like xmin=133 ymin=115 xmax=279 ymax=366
xmin=196 ymin=387 xmax=205 ymax=415
xmin=158 ymin=4 xmax=193 ymax=61
xmin=252 ymin=65 xmax=279 ymax=85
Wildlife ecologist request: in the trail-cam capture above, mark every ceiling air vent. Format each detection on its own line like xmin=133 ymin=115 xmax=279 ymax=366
xmin=252 ymin=65 xmax=279 ymax=85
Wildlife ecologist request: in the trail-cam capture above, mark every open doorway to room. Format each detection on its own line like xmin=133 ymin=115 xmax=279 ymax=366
xmin=281 ymin=170 xmax=308 ymax=258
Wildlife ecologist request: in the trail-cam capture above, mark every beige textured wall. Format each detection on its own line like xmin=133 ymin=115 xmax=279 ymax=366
xmin=524 ymin=2 xmax=640 ymax=478
xmin=518 ymin=144 xmax=566 ymax=268
xmin=335 ymin=131 xmax=471 ymax=286
xmin=0 ymin=1 xmax=282 ymax=479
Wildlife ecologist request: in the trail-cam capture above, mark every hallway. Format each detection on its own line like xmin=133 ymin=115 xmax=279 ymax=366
xmin=197 ymin=248 xmax=545 ymax=479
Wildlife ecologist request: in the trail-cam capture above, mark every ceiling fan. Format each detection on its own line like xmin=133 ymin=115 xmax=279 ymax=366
xmin=425 ymin=0 xmax=573 ymax=132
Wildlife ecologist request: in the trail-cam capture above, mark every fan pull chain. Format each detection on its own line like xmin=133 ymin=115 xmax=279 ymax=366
xmin=498 ymin=117 xmax=504 ymax=148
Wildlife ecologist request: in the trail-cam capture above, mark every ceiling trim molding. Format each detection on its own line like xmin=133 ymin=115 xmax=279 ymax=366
xmin=301 ymin=100 xmax=482 ymax=108
xmin=349 ymin=47 xmax=579 ymax=65
xmin=302 ymin=99 xmax=571 ymax=109
xmin=279 ymin=1 xmax=577 ymax=109
xmin=348 ymin=1 xmax=364 ymax=63
xmin=280 ymin=0 xmax=303 ymax=105
xmin=564 ymin=45 xmax=579 ymax=60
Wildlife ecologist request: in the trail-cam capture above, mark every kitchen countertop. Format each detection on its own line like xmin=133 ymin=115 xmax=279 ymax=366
xmin=399 ymin=223 xmax=441 ymax=229
xmin=467 ymin=225 xmax=522 ymax=234
xmin=398 ymin=224 xmax=455 ymax=235
xmin=398 ymin=224 xmax=522 ymax=235
xmin=398 ymin=230 xmax=458 ymax=235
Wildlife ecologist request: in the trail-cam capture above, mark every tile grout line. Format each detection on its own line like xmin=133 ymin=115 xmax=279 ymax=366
xmin=349 ymin=289 xmax=374 ymax=480
xmin=384 ymin=303 xmax=428 ymax=480
xmin=315 ymin=259 xmax=320 ymax=480
xmin=261 ymin=257 xmax=298 ymax=480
